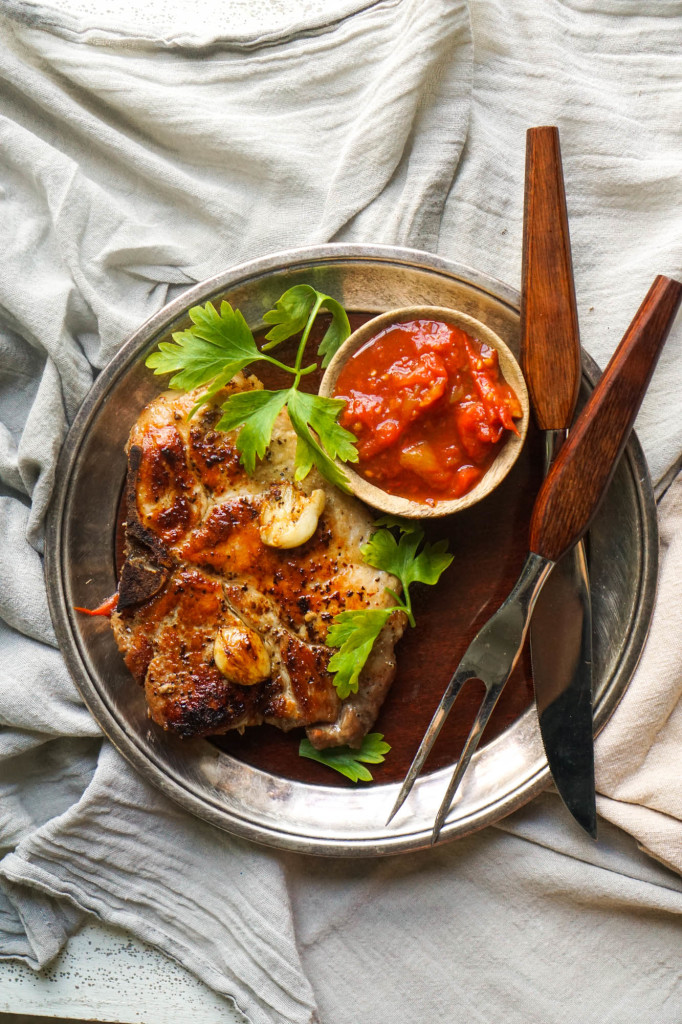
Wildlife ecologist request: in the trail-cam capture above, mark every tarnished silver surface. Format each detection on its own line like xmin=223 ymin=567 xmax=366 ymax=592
xmin=45 ymin=244 xmax=658 ymax=856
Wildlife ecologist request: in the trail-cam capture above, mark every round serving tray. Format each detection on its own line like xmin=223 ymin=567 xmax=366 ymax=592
xmin=46 ymin=244 xmax=658 ymax=856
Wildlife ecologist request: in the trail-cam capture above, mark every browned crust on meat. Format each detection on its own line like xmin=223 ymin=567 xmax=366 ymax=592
xmin=111 ymin=377 xmax=406 ymax=746
xmin=114 ymin=564 xmax=342 ymax=738
xmin=306 ymin=611 xmax=407 ymax=749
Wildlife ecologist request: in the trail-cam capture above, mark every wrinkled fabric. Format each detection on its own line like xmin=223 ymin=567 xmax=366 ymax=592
xmin=595 ymin=474 xmax=682 ymax=874
xmin=0 ymin=2 xmax=473 ymax=1021
xmin=0 ymin=743 xmax=318 ymax=1024
xmin=438 ymin=0 xmax=682 ymax=485
xmin=1 ymin=0 xmax=682 ymax=1022
xmin=292 ymin=794 xmax=682 ymax=1024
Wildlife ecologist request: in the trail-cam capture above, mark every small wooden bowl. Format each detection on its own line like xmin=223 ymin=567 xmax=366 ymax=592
xmin=319 ymin=305 xmax=530 ymax=518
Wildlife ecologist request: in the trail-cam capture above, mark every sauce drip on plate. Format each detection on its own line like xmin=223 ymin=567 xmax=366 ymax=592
xmin=333 ymin=319 xmax=522 ymax=505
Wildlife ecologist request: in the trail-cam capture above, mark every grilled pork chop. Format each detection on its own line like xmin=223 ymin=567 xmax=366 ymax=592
xmin=111 ymin=373 xmax=406 ymax=748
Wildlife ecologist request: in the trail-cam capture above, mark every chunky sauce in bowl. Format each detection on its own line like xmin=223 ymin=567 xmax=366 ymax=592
xmin=332 ymin=319 xmax=522 ymax=505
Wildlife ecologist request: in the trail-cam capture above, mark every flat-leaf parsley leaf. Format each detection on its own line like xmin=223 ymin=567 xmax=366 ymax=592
xmin=145 ymin=287 xmax=355 ymax=485
xmin=216 ymin=389 xmax=291 ymax=475
xmin=325 ymin=519 xmax=453 ymax=696
xmin=299 ymin=733 xmax=391 ymax=783
xmin=262 ymin=284 xmax=351 ymax=368
xmin=361 ymin=527 xmax=453 ymax=625
xmin=287 ymin=389 xmax=358 ymax=490
xmin=326 ymin=608 xmax=393 ymax=699
xmin=146 ymin=301 xmax=261 ymax=392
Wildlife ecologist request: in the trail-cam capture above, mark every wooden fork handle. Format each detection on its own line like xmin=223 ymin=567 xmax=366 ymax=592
xmin=521 ymin=126 xmax=581 ymax=430
xmin=530 ymin=275 xmax=682 ymax=562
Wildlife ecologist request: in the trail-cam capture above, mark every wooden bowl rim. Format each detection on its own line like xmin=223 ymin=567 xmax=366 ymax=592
xmin=319 ymin=305 xmax=530 ymax=518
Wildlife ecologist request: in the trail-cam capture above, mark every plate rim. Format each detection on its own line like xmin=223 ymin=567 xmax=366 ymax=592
xmin=45 ymin=244 xmax=658 ymax=856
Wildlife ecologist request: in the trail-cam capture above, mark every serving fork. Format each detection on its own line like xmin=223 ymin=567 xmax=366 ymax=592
xmin=387 ymin=274 xmax=682 ymax=841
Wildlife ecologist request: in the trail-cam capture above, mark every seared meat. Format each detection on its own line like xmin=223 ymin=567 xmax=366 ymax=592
xmin=306 ymin=611 xmax=405 ymax=749
xmin=111 ymin=374 xmax=406 ymax=747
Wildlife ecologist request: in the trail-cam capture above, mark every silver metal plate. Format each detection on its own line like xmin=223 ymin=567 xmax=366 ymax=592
xmin=45 ymin=244 xmax=658 ymax=856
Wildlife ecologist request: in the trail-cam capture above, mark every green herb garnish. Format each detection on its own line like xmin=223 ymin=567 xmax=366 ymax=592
xmin=326 ymin=519 xmax=453 ymax=698
xmin=261 ymin=283 xmax=350 ymax=368
xmin=299 ymin=733 xmax=391 ymax=782
xmin=145 ymin=285 xmax=356 ymax=488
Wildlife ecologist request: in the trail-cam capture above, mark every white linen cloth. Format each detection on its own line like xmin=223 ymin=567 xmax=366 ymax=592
xmin=0 ymin=1 xmax=682 ymax=1022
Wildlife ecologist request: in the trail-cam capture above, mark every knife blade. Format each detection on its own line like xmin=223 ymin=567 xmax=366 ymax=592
xmin=520 ymin=125 xmax=597 ymax=838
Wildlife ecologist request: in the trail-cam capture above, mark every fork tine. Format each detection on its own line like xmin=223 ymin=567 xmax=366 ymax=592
xmin=385 ymin=664 xmax=477 ymax=825
xmin=387 ymin=554 xmax=554 ymax=837
xmin=431 ymin=684 xmax=502 ymax=843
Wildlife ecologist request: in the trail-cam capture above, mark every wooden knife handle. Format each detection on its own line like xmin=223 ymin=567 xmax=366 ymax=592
xmin=530 ymin=275 xmax=682 ymax=562
xmin=520 ymin=127 xmax=581 ymax=430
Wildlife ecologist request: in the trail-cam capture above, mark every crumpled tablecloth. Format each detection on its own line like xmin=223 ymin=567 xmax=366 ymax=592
xmin=1 ymin=1 xmax=682 ymax=1022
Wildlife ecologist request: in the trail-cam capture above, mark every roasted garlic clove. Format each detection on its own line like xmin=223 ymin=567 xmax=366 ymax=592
xmin=213 ymin=624 xmax=271 ymax=686
xmin=258 ymin=482 xmax=326 ymax=549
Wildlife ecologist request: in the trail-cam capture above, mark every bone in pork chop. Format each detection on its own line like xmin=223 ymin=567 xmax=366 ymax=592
xmin=111 ymin=373 xmax=406 ymax=749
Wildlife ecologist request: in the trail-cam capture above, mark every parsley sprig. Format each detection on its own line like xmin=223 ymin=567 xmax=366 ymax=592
xmin=145 ymin=285 xmax=357 ymax=488
xmin=326 ymin=517 xmax=453 ymax=699
xmin=299 ymin=733 xmax=391 ymax=783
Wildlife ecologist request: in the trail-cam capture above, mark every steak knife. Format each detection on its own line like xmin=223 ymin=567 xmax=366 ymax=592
xmin=520 ymin=126 xmax=597 ymax=837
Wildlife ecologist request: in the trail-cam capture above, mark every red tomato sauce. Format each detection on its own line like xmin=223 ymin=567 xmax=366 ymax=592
xmin=333 ymin=319 xmax=522 ymax=505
